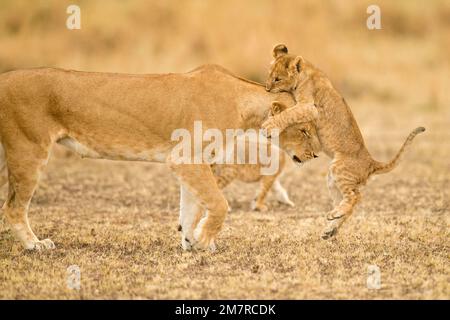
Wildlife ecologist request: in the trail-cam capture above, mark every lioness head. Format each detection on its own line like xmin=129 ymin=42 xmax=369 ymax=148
xmin=265 ymin=44 xmax=305 ymax=93
xmin=270 ymin=101 xmax=321 ymax=165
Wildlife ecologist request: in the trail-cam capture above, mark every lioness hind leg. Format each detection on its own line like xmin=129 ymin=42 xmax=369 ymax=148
xmin=322 ymin=167 xmax=361 ymax=240
xmin=169 ymin=163 xmax=228 ymax=251
xmin=3 ymin=141 xmax=54 ymax=250
xmin=251 ymin=175 xmax=277 ymax=212
xmin=273 ymin=179 xmax=295 ymax=207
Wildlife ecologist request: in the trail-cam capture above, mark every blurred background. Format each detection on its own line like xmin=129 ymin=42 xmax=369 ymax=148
xmin=0 ymin=0 xmax=448 ymax=114
xmin=0 ymin=0 xmax=448 ymax=157
xmin=0 ymin=0 xmax=449 ymax=299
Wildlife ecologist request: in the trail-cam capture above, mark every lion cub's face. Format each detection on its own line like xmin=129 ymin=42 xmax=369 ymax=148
xmin=265 ymin=44 xmax=305 ymax=93
xmin=266 ymin=57 xmax=296 ymax=93
xmin=271 ymin=102 xmax=321 ymax=165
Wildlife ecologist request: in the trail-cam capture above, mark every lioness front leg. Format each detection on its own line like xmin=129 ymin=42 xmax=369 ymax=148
xmin=169 ymin=163 xmax=228 ymax=252
xmin=178 ymin=185 xmax=204 ymax=250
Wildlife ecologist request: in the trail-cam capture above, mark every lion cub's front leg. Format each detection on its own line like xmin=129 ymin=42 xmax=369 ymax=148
xmin=262 ymin=102 xmax=318 ymax=135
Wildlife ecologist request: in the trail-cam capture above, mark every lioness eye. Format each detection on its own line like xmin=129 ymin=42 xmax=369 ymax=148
xmin=275 ymin=77 xmax=281 ymax=82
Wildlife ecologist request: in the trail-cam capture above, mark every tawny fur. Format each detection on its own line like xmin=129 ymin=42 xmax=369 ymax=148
xmin=263 ymin=44 xmax=425 ymax=239
xmin=177 ymin=102 xmax=321 ymax=248
xmin=212 ymin=156 xmax=292 ymax=212
xmin=212 ymin=117 xmax=320 ymax=212
xmin=0 ymin=64 xmax=318 ymax=251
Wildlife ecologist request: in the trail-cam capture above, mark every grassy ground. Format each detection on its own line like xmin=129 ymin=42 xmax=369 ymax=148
xmin=0 ymin=0 xmax=449 ymax=299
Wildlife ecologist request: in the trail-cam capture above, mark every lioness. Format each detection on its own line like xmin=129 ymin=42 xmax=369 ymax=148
xmin=0 ymin=64 xmax=317 ymax=251
xmin=263 ymin=44 xmax=425 ymax=239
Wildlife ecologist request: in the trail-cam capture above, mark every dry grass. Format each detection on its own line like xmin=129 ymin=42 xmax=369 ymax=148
xmin=0 ymin=126 xmax=448 ymax=299
xmin=0 ymin=0 xmax=449 ymax=299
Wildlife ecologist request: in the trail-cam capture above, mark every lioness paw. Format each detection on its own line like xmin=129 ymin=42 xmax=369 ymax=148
xmin=181 ymin=235 xmax=193 ymax=251
xmin=193 ymin=218 xmax=217 ymax=252
xmin=192 ymin=238 xmax=216 ymax=252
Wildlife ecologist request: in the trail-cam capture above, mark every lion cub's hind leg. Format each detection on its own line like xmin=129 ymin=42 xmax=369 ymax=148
xmin=327 ymin=170 xmax=343 ymax=207
xmin=322 ymin=163 xmax=362 ymax=240
xmin=2 ymin=139 xmax=55 ymax=250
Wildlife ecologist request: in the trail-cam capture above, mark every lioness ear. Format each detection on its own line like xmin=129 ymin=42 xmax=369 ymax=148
xmin=290 ymin=55 xmax=304 ymax=73
xmin=271 ymin=101 xmax=288 ymax=115
xmin=273 ymin=44 xmax=288 ymax=59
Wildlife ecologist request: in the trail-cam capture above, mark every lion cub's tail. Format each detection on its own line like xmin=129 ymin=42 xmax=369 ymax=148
xmin=371 ymin=127 xmax=425 ymax=175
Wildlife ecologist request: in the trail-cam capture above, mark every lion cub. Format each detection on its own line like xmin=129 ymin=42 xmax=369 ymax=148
xmin=263 ymin=44 xmax=425 ymax=239
xmin=212 ymin=102 xmax=320 ymax=212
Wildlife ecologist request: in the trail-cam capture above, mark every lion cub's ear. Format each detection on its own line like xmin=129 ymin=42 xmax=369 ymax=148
xmin=290 ymin=56 xmax=305 ymax=74
xmin=270 ymin=101 xmax=288 ymax=116
xmin=273 ymin=44 xmax=288 ymax=59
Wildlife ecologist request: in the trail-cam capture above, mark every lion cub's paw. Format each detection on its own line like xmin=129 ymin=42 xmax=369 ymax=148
xmin=27 ymin=238 xmax=56 ymax=251
xmin=321 ymin=226 xmax=338 ymax=240
xmin=261 ymin=119 xmax=279 ymax=138
xmin=326 ymin=209 xmax=345 ymax=220
xmin=322 ymin=218 xmax=345 ymax=240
